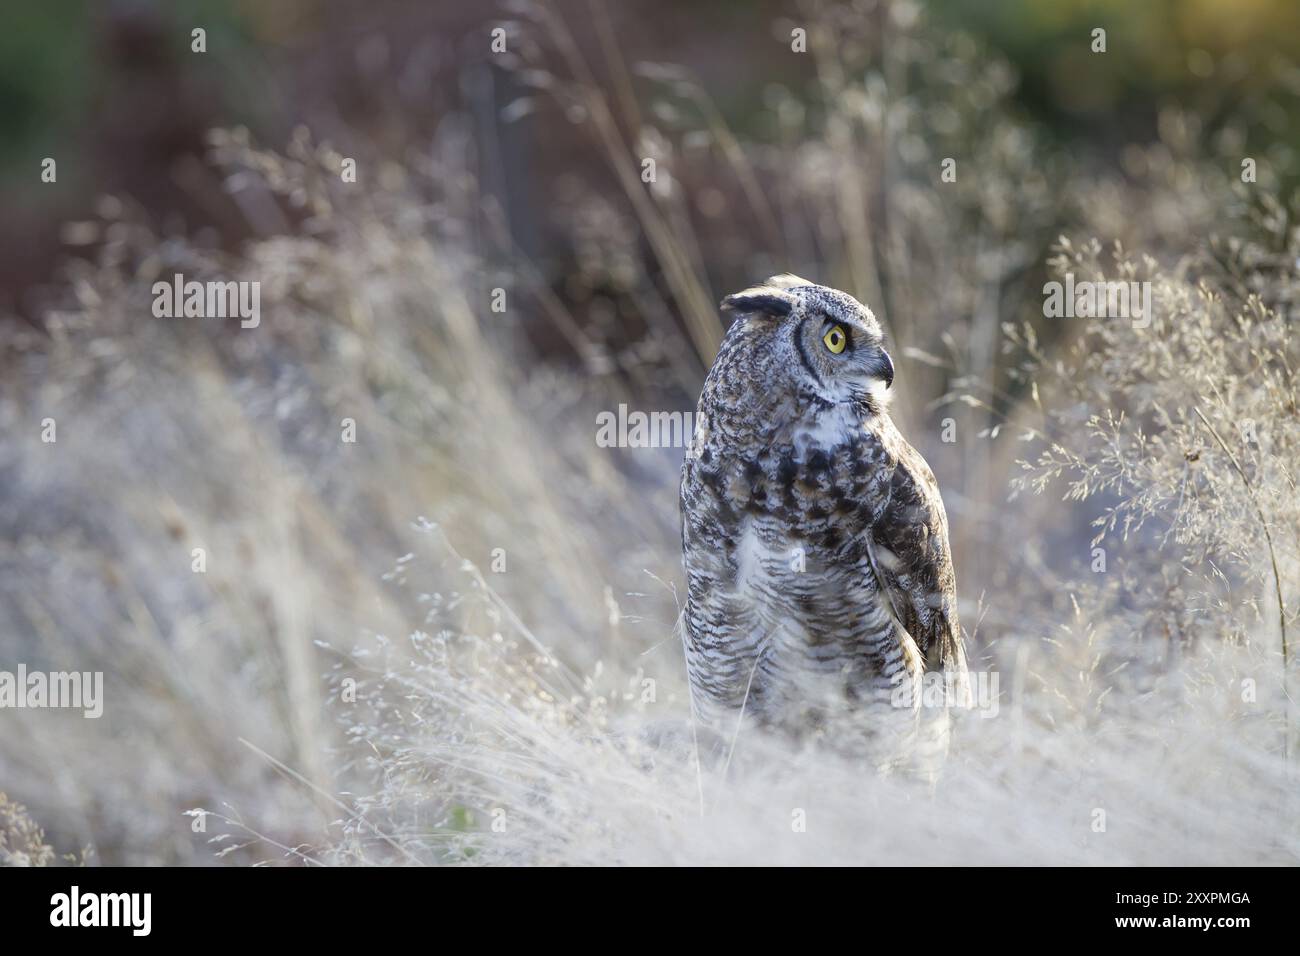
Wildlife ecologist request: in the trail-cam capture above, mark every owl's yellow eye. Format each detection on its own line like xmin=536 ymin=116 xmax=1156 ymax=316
xmin=823 ymin=325 xmax=847 ymax=354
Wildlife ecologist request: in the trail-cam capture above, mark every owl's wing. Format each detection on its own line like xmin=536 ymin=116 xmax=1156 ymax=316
xmin=864 ymin=441 xmax=970 ymax=698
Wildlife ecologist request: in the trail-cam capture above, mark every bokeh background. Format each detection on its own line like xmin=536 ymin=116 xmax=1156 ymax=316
xmin=7 ymin=0 xmax=1300 ymax=322
xmin=1 ymin=0 xmax=1298 ymax=865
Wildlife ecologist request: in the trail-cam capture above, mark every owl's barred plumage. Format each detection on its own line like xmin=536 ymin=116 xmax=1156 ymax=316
xmin=680 ymin=275 xmax=969 ymax=760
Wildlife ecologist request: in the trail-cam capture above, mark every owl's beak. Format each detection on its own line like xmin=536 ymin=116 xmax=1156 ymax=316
xmin=877 ymin=349 xmax=894 ymax=389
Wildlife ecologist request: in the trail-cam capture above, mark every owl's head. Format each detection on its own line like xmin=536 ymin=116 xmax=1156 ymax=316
xmin=719 ymin=274 xmax=894 ymax=408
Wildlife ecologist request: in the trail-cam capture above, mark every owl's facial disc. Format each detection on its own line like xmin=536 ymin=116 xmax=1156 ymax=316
xmin=721 ymin=277 xmax=894 ymax=407
xmin=794 ymin=309 xmax=894 ymax=405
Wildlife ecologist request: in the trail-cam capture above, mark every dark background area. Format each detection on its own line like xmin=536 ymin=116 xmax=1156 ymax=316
xmin=4 ymin=0 xmax=1299 ymax=325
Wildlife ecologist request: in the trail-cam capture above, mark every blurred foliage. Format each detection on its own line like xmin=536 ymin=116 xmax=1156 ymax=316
xmin=931 ymin=0 xmax=1300 ymax=167
xmin=0 ymin=3 xmax=91 ymax=178
xmin=4 ymin=0 xmax=1300 ymax=314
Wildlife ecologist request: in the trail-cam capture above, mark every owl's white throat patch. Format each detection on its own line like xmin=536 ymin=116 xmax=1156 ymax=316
xmin=854 ymin=374 xmax=894 ymax=410
xmin=794 ymin=400 xmax=864 ymax=456
xmin=863 ymin=377 xmax=894 ymax=411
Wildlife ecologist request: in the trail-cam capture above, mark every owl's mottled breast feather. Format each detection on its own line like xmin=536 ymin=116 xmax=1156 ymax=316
xmin=680 ymin=407 xmax=964 ymax=684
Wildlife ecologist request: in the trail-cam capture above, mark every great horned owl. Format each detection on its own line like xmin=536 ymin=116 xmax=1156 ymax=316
xmin=680 ymin=275 xmax=970 ymax=756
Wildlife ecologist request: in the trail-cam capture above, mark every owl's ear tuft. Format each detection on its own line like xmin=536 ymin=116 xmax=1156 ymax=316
xmin=720 ymin=285 xmax=795 ymax=319
xmin=763 ymin=273 xmax=815 ymax=291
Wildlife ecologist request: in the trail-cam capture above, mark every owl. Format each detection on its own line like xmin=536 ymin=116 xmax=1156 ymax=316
xmin=679 ymin=275 xmax=970 ymax=759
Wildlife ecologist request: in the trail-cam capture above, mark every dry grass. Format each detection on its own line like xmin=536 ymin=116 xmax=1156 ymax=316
xmin=0 ymin=793 xmax=56 ymax=867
